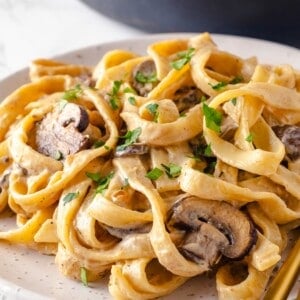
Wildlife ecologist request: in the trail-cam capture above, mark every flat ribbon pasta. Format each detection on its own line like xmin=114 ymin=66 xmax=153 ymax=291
xmin=0 ymin=32 xmax=299 ymax=300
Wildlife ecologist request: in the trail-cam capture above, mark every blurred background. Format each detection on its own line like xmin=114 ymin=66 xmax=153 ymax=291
xmin=83 ymin=0 xmax=300 ymax=48
xmin=0 ymin=0 xmax=299 ymax=79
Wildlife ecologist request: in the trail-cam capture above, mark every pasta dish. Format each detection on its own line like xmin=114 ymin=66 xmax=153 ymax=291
xmin=0 ymin=33 xmax=299 ymax=299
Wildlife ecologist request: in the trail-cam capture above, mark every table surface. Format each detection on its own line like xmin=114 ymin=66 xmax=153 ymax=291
xmin=0 ymin=0 xmax=144 ymax=80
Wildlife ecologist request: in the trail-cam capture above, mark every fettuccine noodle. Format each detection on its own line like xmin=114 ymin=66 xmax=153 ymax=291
xmin=0 ymin=33 xmax=299 ymax=299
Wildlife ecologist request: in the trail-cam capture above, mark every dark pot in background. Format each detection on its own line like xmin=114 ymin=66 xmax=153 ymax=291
xmin=82 ymin=0 xmax=300 ymax=48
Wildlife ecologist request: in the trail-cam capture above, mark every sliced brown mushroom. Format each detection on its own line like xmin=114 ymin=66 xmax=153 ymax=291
xmin=0 ymin=169 xmax=11 ymax=189
xmin=174 ymin=86 xmax=204 ymax=112
xmin=35 ymin=103 xmax=90 ymax=159
xmin=220 ymin=115 xmax=239 ymax=141
xmin=167 ymin=196 xmax=257 ymax=267
xmin=132 ymin=60 xmax=158 ymax=96
xmin=58 ymin=103 xmax=89 ymax=132
xmin=272 ymin=125 xmax=300 ymax=160
xmin=103 ymin=222 xmax=152 ymax=239
xmin=114 ymin=143 xmax=149 ymax=157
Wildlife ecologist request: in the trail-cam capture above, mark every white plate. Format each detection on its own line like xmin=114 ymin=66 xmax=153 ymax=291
xmin=0 ymin=33 xmax=299 ymax=300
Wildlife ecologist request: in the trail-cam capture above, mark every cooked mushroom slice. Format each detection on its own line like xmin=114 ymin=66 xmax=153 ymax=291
xmin=35 ymin=103 xmax=90 ymax=159
xmin=103 ymin=222 xmax=152 ymax=239
xmin=115 ymin=143 xmax=149 ymax=157
xmin=58 ymin=103 xmax=89 ymax=132
xmin=174 ymin=86 xmax=204 ymax=112
xmin=132 ymin=60 xmax=158 ymax=96
xmin=168 ymin=197 xmax=257 ymax=266
xmin=0 ymin=168 xmax=11 ymax=189
xmin=272 ymin=125 xmax=300 ymax=160
xmin=220 ymin=115 xmax=239 ymax=141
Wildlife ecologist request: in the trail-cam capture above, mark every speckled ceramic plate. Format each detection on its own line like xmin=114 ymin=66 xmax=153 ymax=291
xmin=0 ymin=33 xmax=299 ymax=300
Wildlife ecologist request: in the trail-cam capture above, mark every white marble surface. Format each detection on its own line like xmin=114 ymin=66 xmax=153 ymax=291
xmin=0 ymin=0 xmax=144 ymax=80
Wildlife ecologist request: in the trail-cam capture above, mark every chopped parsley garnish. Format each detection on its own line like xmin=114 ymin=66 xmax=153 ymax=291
xmin=245 ymin=133 xmax=254 ymax=143
xmin=62 ymin=84 xmax=83 ymax=100
xmin=123 ymin=87 xmax=136 ymax=94
xmin=116 ymin=127 xmax=142 ymax=152
xmin=109 ymin=98 xmax=119 ymax=110
xmin=179 ymin=112 xmax=187 ymax=117
xmin=190 ymin=137 xmax=215 ymax=159
xmin=58 ymin=99 xmax=69 ymax=112
xmin=231 ymin=97 xmax=237 ymax=106
xmin=108 ymin=80 xmax=123 ymax=110
xmin=146 ymin=103 xmax=159 ymax=122
xmin=86 ymin=171 xmax=114 ymax=194
xmin=161 ymin=163 xmax=182 ymax=178
xmin=204 ymin=143 xmax=213 ymax=156
xmin=171 ymin=48 xmax=195 ymax=70
xmin=200 ymin=95 xmax=207 ymax=102
xmin=128 ymin=96 xmax=137 ymax=106
xmin=93 ymin=140 xmax=105 ymax=148
xmin=62 ymin=192 xmax=79 ymax=205
xmin=146 ymin=167 xmax=164 ymax=180
xmin=112 ymin=80 xmax=123 ymax=95
xmin=229 ymin=76 xmax=243 ymax=84
xmin=209 ymin=76 xmax=243 ymax=91
xmin=209 ymin=81 xmax=227 ymax=91
xmin=80 ymin=267 xmax=88 ymax=287
xmin=135 ymin=71 xmax=157 ymax=84
xmin=104 ymin=145 xmax=111 ymax=150
xmin=202 ymin=103 xmax=222 ymax=133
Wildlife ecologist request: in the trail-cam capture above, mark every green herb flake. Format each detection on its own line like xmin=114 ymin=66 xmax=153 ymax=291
xmin=86 ymin=172 xmax=101 ymax=182
xmin=179 ymin=112 xmax=186 ymax=118
xmin=128 ymin=96 xmax=137 ymax=106
xmin=200 ymin=95 xmax=207 ymax=102
xmin=123 ymin=87 xmax=136 ymax=94
xmin=145 ymin=167 xmax=164 ymax=180
xmin=229 ymin=76 xmax=243 ymax=84
xmin=171 ymin=48 xmax=195 ymax=70
xmin=108 ymin=80 xmax=123 ymax=110
xmin=161 ymin=163 xmax=182 ymax=178
xmin=112 ymin=80 xmax=123 ymax=95
xmin=209 ymin=81 xmax=227 ymax=91
xmin=146 ymin=103 xmax=159 ymax=122
xmin=135 ymin=71 xmax=157 ymax=84
xmin=62 ymin=84 xmax=82 ymax=100
xmin=109 ymin=97 xmax=119 ymax=110
xmin=245 ymin=133 xmax=253 ymax=143
xmin=104 ymin=145 xmax=111 ymax=150
xmin=58 ymin=99 xmax=69 ymax=112
xmin=93 ymin=140 xmax=105 ymax=148
xmin=86 ymin=171 xmax=115 ymax=194
xmin=80 ymin=267 xmax=88 ymax=287
xmin=62 ymin=192 xmax=79 ymax=205
xmin=202 ymin=103 xmax=222 ymax=133
xmin=204 ymin=143 xmax=213 ymax=156
xmin=116 ymin=127 xmax=142 ymax=152
xmin=231 ymin=97 xmax=237 ymax=106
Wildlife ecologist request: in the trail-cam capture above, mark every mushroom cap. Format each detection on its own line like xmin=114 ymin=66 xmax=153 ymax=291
xmin=58 ymin=102 xmax=89 ymax=132
xmin=35 ymin=103 xmax=90 ymax=159
xmin=272 ymin=125 xmax=300 ymax=161
xmin=114 ymin=143 xmax=149 ymax=157
xmin=167 ymin=196 xmax=257 ymax=265
xmin=132 ymin=60 xmax=158 ymax=96
xmin=174 ymin=86 xmax=204 ymax=113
